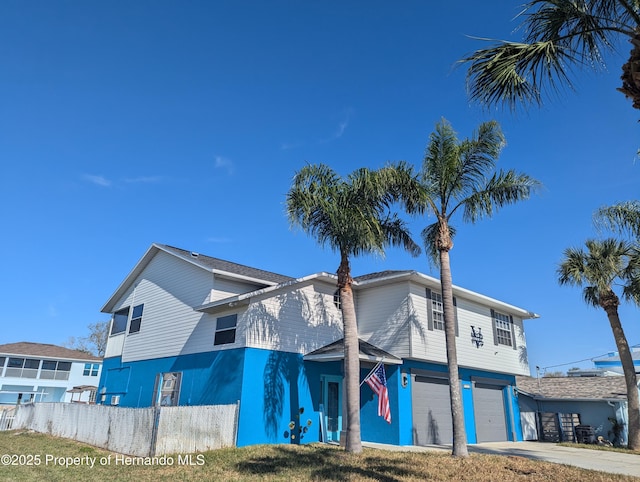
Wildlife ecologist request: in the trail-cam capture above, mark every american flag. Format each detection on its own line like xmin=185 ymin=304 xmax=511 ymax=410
xmin=364 ymin=364 xmax=391 ymax=423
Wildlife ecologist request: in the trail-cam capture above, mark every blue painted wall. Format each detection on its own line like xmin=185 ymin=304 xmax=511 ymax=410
xmin=97 ymin=351 xmax=523 ymax=447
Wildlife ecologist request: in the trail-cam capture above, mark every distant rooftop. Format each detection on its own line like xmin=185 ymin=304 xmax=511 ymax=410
xmin=0 ymin=342 xmax=101 ymax=362
xmin=516 ymin=375 xmax=627 ymax=401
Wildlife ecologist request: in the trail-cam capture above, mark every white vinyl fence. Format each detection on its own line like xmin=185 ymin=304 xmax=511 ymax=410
xmin=12 ymin=402 xmax=238 ymax=456
xmin=0 ymin=409 xmax=15 ymax=431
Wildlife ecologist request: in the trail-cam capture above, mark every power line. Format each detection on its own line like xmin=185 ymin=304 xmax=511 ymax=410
xmin=539 ymin=343 xmax=640 ymax=372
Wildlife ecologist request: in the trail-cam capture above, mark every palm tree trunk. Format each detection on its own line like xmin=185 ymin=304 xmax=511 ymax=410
xmin=439 ymin=248 xmax=469 ymax=457
xmin=602 ymin=300 xmax=640 ymax=450
xmin=338 ymin=252 xmax=362 ymax=454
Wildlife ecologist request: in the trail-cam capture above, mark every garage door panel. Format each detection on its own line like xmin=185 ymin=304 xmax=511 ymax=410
xmin=474 ymin=383 xmax=507 ymax=443
xmin=412 ymin=376 xmax=452 ymax=445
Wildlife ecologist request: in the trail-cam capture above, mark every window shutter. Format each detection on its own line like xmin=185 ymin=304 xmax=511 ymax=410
xmin=426 ymin=288 xmax=434 ymax=331
xmin=510 ymin=315 xmax=517 ymax=350
xmin=453 ymin=297 xmax=459 ymax=337
xmin=491 ymin=309 xmax=499 ymax=346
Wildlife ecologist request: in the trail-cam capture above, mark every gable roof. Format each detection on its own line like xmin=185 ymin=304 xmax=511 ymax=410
xmin=102 ymin=243 xmax=294 ymax=313
xmin=516 ymin=375 xmax=627 ymax=401
xmin=0 ymin=342 xmax=101 ymax=362
xmin=304 ymin=338 xmax=403 ymax=365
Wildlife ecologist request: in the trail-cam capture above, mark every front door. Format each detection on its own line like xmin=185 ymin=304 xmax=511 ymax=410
xmin=322 ymin=376 xmax=342 ymax=443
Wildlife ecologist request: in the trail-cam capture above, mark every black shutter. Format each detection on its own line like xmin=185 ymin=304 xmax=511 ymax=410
xmin=491 ymin=309 xmax=499 ymax=346
xmin=426 ymin=288 xmax=434 ymax=331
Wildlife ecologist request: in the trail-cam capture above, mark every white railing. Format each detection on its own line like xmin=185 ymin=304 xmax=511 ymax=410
xmin=0 ymin=410 xmax=15 ymax=431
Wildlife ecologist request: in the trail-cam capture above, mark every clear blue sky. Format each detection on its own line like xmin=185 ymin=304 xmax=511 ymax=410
xmin=2 ymin=1 xmax=639 ymax=376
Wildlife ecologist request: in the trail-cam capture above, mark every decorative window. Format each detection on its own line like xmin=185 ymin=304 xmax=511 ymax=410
xmin=111 ymin=307 xmax=129 ymax=335
xmin=214 ymin=314 xmax=237 ymax=346
xmin=128 ymin=304 xmax=144 ymax=334
xmin=83 ymin=363 xmax=100 ymax=376
xmin=154 ymin=372 xmax=182 ymax=406
xmin=5 ymin=358 xmax=40 ymax=378
xmin=426 ymin=288 xmax=458 ymax=335
xmin=40 ymin=360 xmax=72 ymax=380
xmin=431 ymin=291 xmax=445 ymax=331
xmin=492 ymin=310 xmax=516 ymax=348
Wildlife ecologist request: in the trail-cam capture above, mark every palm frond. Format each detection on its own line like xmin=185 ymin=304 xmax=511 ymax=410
xmin=462 ymin=40 xmax=575 ymax=110
xmin=461 ymin=170 xmax=541 ymax=223
xmin=594 ymin=200 xmax=640 ymax=237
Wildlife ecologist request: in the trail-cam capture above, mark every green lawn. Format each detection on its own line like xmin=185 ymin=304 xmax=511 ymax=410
xmin=0 ymin=430 xmax=636 ymax=481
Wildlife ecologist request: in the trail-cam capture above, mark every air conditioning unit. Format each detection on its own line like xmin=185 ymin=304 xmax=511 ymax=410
xmin=111 ymin=395 xmax=120 ymax=406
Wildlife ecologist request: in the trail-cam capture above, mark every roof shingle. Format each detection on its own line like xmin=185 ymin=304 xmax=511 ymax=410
xmin=516 ymin=375 xmax=627 ymax=401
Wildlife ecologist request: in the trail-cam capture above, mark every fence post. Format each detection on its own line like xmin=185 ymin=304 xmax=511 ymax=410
xmin=149 ymin=406 xmax=161 ymax=457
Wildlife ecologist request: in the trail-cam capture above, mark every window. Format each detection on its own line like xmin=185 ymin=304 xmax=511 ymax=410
xmin=333 ymin=290 xmax=341 ymax=310
xmin=214 ymin=314 xmax=237 ymax=346
xmin=5 ymin=358 xmax=40 ymax=378
xmin=40 ymin=360 xmax=72 ymax=380
xmin=83 ymin=363 xmax=100 ymax=376
xmin=128 ymin=304 xmax=144 ymax=334
xmin=154 ymin=372 xmax=182 ymax=406
xmin=426 ymin=288 xmax=458 ymax=335
xmin=111 ymin=307 xmax=129 ymax=335
xmin=492 ymin=310 xmax=514 ymax=347
xmin=431 ymin=291 xmax=445 ymax=331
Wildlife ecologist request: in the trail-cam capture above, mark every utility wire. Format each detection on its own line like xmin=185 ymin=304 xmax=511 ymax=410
xmin=539 ymin=343 xmax=640 ymax=373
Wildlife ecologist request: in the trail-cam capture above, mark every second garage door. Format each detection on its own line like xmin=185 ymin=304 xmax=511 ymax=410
xmin=473 ymin=383 xmax=508 ymax=442
xmin=412 ymin=375 xmax=452 ymax=445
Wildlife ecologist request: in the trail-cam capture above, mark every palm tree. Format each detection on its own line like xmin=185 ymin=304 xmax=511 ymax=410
xmin=286 ymin=162 xmax=424 ymax=453
xmin=418 ymin=119 xmax=540 ymax=457
xmin=461 ymin=0 xmax=640 ymax=111
xmin=558 ymin=238 xmax=640 ymax=450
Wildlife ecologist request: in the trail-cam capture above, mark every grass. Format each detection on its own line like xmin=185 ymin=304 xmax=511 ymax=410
xmin=0 ymin=430 xmax=637 ymax=481
xmin=558 ymin=442 xmax=639 ymax=455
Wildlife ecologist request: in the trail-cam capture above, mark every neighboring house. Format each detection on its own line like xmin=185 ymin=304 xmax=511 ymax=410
xmin=0 ymin=342 xmax=102 ymax=405
xmin=516 ymin=375 xmax=629 ymax=445
xmin=592 ymin=349 xmax=640 ymax=375
xmin=98 ymin=243 xmax=539 ymax=447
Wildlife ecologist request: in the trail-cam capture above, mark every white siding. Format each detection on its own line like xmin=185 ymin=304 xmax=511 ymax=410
xmin=209 ymin=277 xmax=265 ymax=303
xmin=409 ymin=282 xmax=447 ymax=362
xmin=113 ymin=251 xmax=215 ymax=362
xmin=408 ymin=286 xmax=530 ymax=375
xmin=356 ymin=282 xmax=414 ymax=358
xmin=241 ymin=281 xmax=343 ymax=354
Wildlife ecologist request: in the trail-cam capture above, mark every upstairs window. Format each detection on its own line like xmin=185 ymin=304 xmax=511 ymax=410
xmin=214 ymin=314 xmax=237 ymax=346
xmin=40 ymin=360 xmax=72 ymax=380
xmin=128 ymin=304 xmax=144 ymax=334
xmin=431 ymin=291 xmax=445 ymax=331
xmin=83 ymin=363 xmax=100 ymax=376
xmin=426 ymin=288 xmax=459 ymax=335
xmin=111 ymin=307 xmax=129 ymax=335
xmin=492 ymin=310 xmax=516 ymax=348
xmin=6 ymin=358 xmax=40 ymax=378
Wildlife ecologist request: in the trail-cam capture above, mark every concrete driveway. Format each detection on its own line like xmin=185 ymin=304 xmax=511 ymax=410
xmin=362 ymin=441 xmax=640 ymax=478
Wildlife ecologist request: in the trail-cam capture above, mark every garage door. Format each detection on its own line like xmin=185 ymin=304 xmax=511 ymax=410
xmin=412 ymin=375 xmax=452 ymax=445
xmin=473 ymin=383 xmax=507 ymax=442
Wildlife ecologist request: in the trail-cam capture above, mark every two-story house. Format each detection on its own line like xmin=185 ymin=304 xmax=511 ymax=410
xmin=0 ymin=342 xmax=102 ymax=405
xmin=98 ymin=243 xmax=538 ymax=447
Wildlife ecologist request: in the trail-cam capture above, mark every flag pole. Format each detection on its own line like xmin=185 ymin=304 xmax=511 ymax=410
xmin=360 ymin=359 xmax=384 ymax=387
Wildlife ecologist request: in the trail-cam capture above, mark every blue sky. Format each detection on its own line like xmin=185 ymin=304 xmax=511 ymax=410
xmin=2 ymin=1 xmax=639 ymax=376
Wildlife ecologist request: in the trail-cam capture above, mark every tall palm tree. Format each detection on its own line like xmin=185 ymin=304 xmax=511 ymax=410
xmin=418 ymin=119 xmax=540 ymax=457
xmin=461 ymin=0 xmax=640 ymax=111
xmin=286 ymin=162 xmax=424 ymax=454
xmin=558 ymin=238 xmax=640 ymax=450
